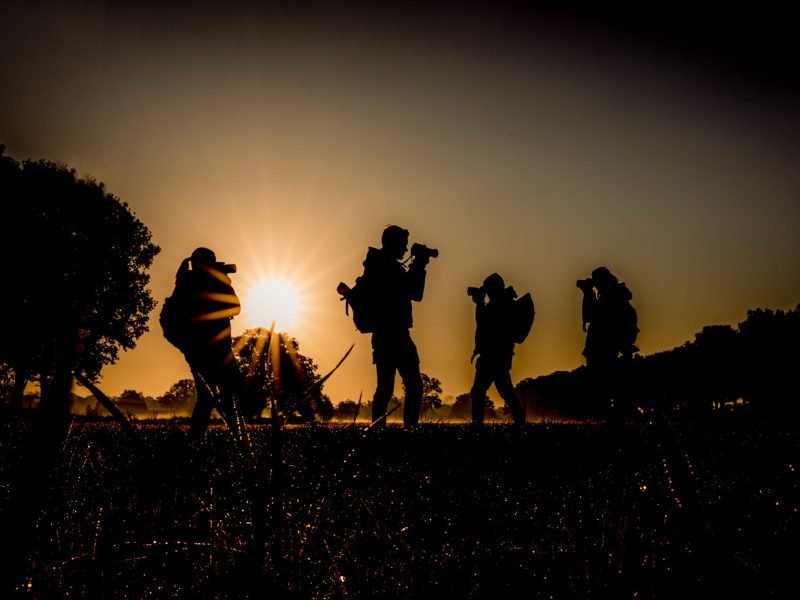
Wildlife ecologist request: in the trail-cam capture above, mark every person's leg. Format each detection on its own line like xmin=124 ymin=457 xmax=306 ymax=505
xmin=394 ymin=334 xmax=422 ymax=426
xmin=398 ymin=358 xmax=422 ymax=426
xmin=588 ymin=351 xmax=616 ymax=421
xmin=495 ymin=368 xmax=525 ymax=424
xmin=469 ymin=358 xmax=493 ymax=425
xmin=189 ymin=367 xmax=214 ymax=439
xmin=372 ymin=360 xmax=396 ymax=428
xmin=216 ymin=356 xmax=249 ymax=443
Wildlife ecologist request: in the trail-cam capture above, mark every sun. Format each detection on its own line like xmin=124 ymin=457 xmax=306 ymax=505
xmin=243 ymin=277 xmax=303 ymax=331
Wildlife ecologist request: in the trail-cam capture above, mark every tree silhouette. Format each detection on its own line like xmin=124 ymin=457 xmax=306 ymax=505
xmin=116 ymin=389 xmax=148 ymax=418
xmin=516 ymin=303 xmax=800 ymax=420
xmin=418 ymin=372 xmax=443 ymax=420
xmin=0 ymin=146 xmax=160 ymax=408
xmin=333 ymin=399 xmax=361 ymax=421
xmin=0 ymin=146 xmax=159 ymax=595
xmin=233 ymin=328 xmax=334 ymax=422
xmin=157 ymin=378 xmax=197 ymax=416
xmin=738 ymin=306 xmax=800 ymax=414
xmin=450 ymin=392 xmax=495 ymax=421
xmin=450 ymin=393 xmax=472 ymax=420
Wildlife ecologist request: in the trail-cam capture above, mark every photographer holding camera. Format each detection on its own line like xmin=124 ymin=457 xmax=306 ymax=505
xmin=468 ymin=273 xmax=526 ymax=425
xmin=164 ymin=247 xmax=245 ymax=439
xmin=577 ymin=266 xmax=639 ymax=369
xmin=360 ymin=225 xmax=437 ymax=427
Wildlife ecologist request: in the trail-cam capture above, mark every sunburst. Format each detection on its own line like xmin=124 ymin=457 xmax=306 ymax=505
xmin=242 ymin=277 xmax=303 ymax=331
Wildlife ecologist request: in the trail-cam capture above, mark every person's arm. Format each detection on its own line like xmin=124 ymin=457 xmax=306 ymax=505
xmin=581 ymin=291 xmax=595 ymax=331
xmin=471 ymin=301 xmax=490 ymax=361
xmin=406 ymin=259 xmax=427 ymax=302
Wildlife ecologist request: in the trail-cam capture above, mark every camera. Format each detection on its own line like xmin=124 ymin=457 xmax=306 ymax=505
xmin=467 ymin=286 xmax=485 ymax=301
xmin=216 ymin=262 xmax=237 ymax=274
xmin=410 ymin=243 xmax=439 ymax=260
xmin=576 ymin=278 xmax=594 ymax=292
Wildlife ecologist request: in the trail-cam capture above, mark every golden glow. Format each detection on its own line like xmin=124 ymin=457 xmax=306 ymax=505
xmin=243 ymin=277 xmax=303 ymax=331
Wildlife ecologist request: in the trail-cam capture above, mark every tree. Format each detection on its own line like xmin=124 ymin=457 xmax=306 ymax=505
xmin=157 ymin=378 xmax=197 ymax=416
xmin=450 ymin=393 xmax=472 ymax=420
xmin=0 ymin=149 xmax=161 ymax=595
xmin=513 ymin=303 xmax=800 ymax=420
xmin=451 ymin=392 xmax=495 ymax=421
xmin=403 ymin=372 xmax=442 ymax=420
xmin=485 ymin=397 xmax=499 ymax=420
xmin=116 ymin=389 xmax=148 ymax=418
xmin=333 ymin=399 xmax=361 ymax=421
xmin=232 ymin=328 xmax=334 ymax=422
xmin=738 ymin=305 xmax=800 ymax=415
xmin=0 ymin=146 xmax=160 ymax=408
xmin=418 ymin=372 xmax=443 ymax=420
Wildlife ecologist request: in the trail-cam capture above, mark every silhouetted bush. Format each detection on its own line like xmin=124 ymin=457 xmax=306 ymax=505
xmin=518 ymin=305 xmax=800 ymax=420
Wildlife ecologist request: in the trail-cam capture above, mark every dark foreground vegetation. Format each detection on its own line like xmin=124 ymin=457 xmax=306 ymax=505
xmin=1 ymin=419 xmax=797 ymax=599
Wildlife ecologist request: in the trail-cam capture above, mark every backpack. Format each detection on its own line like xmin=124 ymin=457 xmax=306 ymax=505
xmin=512 ymin=292 xmax=535 ymax=344
xmin=338 ymin=277 xmax=378 ymax=333
xmin=159 ymin=295 xmax=190 ymax=351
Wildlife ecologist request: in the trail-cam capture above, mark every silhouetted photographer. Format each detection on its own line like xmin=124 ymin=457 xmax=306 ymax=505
xmin=577 ymin=266 xmax=639 ymax=369
xmin=577 ymin=267 xmax=639 ymax=421
xmin=340 ymin=225 xmax=436 ymax=427
xmin=468 ymin=273 xmax=533 ymax=425
xmin=160 ymin=247 xmax=245 ymax=439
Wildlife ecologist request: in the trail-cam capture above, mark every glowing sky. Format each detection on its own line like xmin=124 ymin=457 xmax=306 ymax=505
xmin=2 ymin=1 xmax=799 ymax=404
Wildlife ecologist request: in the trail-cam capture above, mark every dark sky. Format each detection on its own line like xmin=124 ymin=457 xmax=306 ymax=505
xmin=2 ymin=1 xmax=799 ymax=401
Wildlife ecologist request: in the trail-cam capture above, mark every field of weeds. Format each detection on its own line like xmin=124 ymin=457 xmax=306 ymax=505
xmin=1 ymin=419 xmax=798 ymax=598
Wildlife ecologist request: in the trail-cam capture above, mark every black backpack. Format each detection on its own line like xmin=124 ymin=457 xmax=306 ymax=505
xmin=159 ymin=295 xmax=190 ymax=351
xmin=512 ymin=292 xmax=536 ymax=344
xmin=338 ymin=277 xmax=378 ymax=334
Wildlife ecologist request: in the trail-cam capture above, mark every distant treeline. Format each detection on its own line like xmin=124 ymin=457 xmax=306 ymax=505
xmin=517 ymin=305 xmax=800 ymax=420
xmin=5 ymin=305 xmax=797 ymax=423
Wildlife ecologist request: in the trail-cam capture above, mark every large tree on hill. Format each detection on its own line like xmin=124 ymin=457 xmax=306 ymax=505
xmin=233 ymin=328 xmax=334 ymax=422
xmin=0 ymin=146 xmax=160 ymax=407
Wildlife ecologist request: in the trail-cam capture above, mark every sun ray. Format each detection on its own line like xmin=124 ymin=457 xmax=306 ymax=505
xmin=247 ymin=328 xmax=271 ymax=379
xmin=269 ymin=327 xmax=282 ymax=396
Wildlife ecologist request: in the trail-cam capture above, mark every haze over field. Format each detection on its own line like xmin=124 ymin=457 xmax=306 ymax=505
xmin=2 ymin=1 xmax=799 ymax=403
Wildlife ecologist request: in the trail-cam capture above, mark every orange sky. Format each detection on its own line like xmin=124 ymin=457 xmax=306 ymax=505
xmin=2 ymin=1 xmax=799 ymax=404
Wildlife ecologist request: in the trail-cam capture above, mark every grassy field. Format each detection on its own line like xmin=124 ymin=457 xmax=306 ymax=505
xmin=1 ymin=419 xmax=797 ymax=598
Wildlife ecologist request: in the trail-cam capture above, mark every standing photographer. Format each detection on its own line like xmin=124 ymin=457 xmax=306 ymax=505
xmin=576 ymin=266 xmax=639 ymax=420
xmin=163 ymin=247 xmax=244 ymax=439
xmin=361 ymin=225 xmax=436 ymax=427
xmin=468 ymin=273 xmax=526 ymax=425
xmin=577 ymin=266 xmax=639 ymax=369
